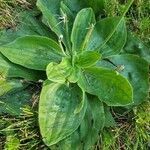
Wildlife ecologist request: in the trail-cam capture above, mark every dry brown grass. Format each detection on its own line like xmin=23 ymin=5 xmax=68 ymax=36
xmin=0 ymin=0 xmax=35 ymax=29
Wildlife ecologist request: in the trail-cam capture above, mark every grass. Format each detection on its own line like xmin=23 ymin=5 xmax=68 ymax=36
xmin=0 ymin=0 xmax=36 ymax=29
xmin=100 ymin=1 xmax=150 ymax=149
xmin=97 ymin=100 xmax=150 ymax=150
xmin=0 ymin=107 xmax=48 ymax=149
xmin=0 ymin=0 xmax=150 ymax=149
xmin=105 ymin=0 xmax=150 ymax=44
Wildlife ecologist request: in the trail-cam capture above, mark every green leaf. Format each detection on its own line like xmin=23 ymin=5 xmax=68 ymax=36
xmin=97 ymin=54 xmax=149 ymax=106
xmin=39 ymin=80 xmax=87 ymax=146
xmin=78 ymin=96 xmax=105 ymax=149
xmin=36 ymin=0 xmax=71 ymax=49
xmin=4 ymin=132 xmax=20 ymax=150
xmin=102 ymin=129 xmax=115 ymax=149
xmin=51 ymin=96 xmax=105 ymax=150
xmin=86 ymin=0 xmax=105 ymax=14
xmin=75 ymin=51 xmax=101 ymax=68
xmin=78 ymin=67 xmax=133 ymax=106
xmin=71 ymin=8 xmax=96 ymax=52
xmin=0 ymin=87 xmax=32 ymax=116
xmin=46 ymin=57 xmax=80 ymax=83
xmin=86 ymin=17 xmax=127 ymax=57
xmin=63 ymin=0 xmax=105 ymax=16
xmin=36 ymin=0 xmax=61 ymax=36
xmin=123 ymin=32 xmax=150 ymax=64
xmin=63 ymin=0 xmax=86 ymax=15
xmin=17 ymin=11 xmax=55 ymax=39
xmin=0 ymin=79 xmax=25 ymax=97
xmin=46 ymin=58 xmax=71 ymax=83
xmin=74 ymin=92 xmax=86 ymax=114
xmin=0 ymin=29 xmax=18 ymax=46
xmin=0 ymin=53 xmax=43 ymax=81
xmin=67 ymin=67 xmax=80 ymax=83
xmin=0 ymin=11 xmax=54 ymax=46
xmin=60 ymin=1 xmax=76 ymax=52
xmin=0 ymin=36 xmax=63 ymax=70
xmin=46 ymin=62 xmax=66 ymax=83
xmin=60 ymin=1 xmax=74 ymax=22
xmin=104 ymin=106 xmax=116 ymax=127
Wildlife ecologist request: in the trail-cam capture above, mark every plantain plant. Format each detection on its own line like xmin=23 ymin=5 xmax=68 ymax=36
xmin=0 ymin=0 xmax=149 ymax=149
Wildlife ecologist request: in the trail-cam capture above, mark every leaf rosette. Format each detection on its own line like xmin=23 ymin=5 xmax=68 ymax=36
xmin=0 ymin=0 xmax=149 ymax=149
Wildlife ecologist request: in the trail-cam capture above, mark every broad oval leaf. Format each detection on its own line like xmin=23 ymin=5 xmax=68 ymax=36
xmin=60 ymin=1 xmax=74 ymax=51
xmin=0 ymin=11 xmax=55 ymax=46
xmin=37 ymin=0 xmax=71 ymax=50
xmin=97 ymin=54 xmax=149 ymax=106
xmin=0 ymin=79 xmax=25 ymax=97
xmin=86 ymin=0 xmax=105 ymax=14
xmin=46 ymin=57 xmax=71 ymax=83
xmin=75 ymin=51 xmax=101 ymax=68
xmin=46 ymin=57 xmax=80 ymax=83
xmin=39 ymin=80 xmax=87 ymax=146
xmin=77 ymin=96 xmax=105 ymax=149
xmin=78 ymin=67 xmax=133 ymax=106
xmin=51 ymin=96 xmax=105 ymax=150
xmin=0 ymin=53 xmax=43 ymax=81
xmin=36 ymin=0 xmax=62 ymax=36
xmin=0 ymin=36 xmax=63 ymax=70
xmin=71 ymin=8 xmax=96 ymax=52
xmin=104 ymin=106 xmax=116 ymax=127
xmin=123 ymin=32 xmax=150 ymax=64
xmin=0 ymin=87 xmax=32 ymax=116
xmin=63 ymin=0 xmax=105 ymax=17
xmin=46 ymin=62 xmax=65 ymax=83
xmin=63 ymin=0 xmax=87 ymax=16
xmin=86 ymin=17 xmax=127 ymax=57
